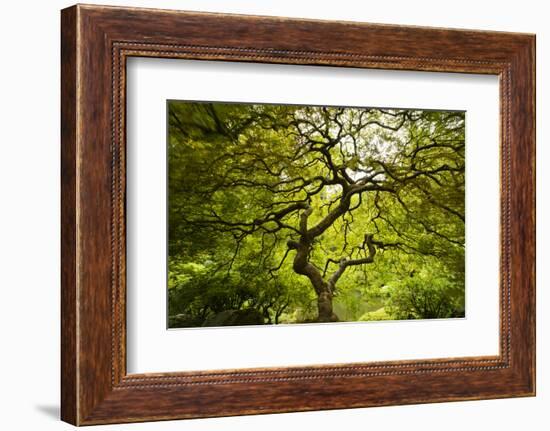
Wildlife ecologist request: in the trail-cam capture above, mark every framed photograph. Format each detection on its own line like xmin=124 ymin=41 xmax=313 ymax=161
xmin=61 ymin=4 xmax=535 ymax=425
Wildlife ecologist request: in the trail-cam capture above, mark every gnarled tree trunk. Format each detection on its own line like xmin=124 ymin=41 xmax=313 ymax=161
xmin=287 ymin=236 xmax=338 ymax=322
xmin=288 ymin=229 xmax=379 ymax=323
xmin=317 ymin=290 xmax=337 ymax=322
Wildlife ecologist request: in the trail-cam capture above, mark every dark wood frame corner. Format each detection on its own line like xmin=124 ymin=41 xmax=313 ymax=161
xmin=61 ymin=4 xmax=535 ymax=426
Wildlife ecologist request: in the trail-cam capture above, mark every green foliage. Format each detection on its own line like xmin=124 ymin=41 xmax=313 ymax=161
xmin=359 ymin=307 xmax=392 ymax=322
xmin=166 ymin=101 xmax=465 ymax=327
xmin=385 ymin=264 xmax=465 ymax=319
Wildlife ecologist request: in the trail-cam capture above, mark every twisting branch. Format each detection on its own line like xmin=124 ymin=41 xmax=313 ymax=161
xmin=328 ymin=234 xmax=377 ymax=290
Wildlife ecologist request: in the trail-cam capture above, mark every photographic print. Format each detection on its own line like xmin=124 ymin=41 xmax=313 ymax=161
xmin=167 ymin=101 xmax=465 ymax=328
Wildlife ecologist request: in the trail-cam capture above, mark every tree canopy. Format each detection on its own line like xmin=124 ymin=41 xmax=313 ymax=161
xmin=167 ymin=101 xmax=465 ymax=327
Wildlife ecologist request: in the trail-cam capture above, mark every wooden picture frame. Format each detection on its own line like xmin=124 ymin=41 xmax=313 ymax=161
xmin=61 ymin=4 xmax=535 ymax=425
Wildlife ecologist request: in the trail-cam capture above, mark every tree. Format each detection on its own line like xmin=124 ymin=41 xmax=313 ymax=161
xmin=168 ymin=102 xmax=465 ymax=324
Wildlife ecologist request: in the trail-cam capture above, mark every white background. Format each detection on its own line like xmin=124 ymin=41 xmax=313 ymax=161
xmin=0 ymin=0 xmax=547 ymax=430
xmin=127 ymin=59 xmax=500 ymax=373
